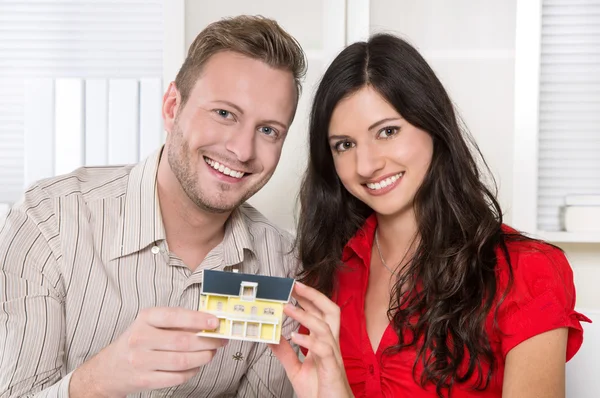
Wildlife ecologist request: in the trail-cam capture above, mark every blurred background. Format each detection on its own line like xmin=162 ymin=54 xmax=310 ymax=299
xmin=0 ymin=0 xmax=598 ymax=394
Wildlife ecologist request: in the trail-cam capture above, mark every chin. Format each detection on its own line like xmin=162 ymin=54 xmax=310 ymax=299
xmin=200 ymin=199 xmax=243 ymax=214
xmin=367 ymin=201 xmax=412 ymax=217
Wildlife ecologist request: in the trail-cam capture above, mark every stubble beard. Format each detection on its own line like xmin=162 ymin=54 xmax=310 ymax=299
xmin=167 ymin=125 xmax=269 ymax=214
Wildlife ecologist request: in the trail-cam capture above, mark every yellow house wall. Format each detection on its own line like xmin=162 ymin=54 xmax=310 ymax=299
xmin=200 ymin=294 xmax=285 ymax=341
xmin=226 ymin=297 xmax=283 ymax=341
xmin=219 ymin=318 xmax=228 ymax=335
xmin=225 ymin=297 xmax=283 ymax=319
xmin=205 ymin=295 xmax=228 ymax=312
xmin=261 ymin=323 xmax=279 ymax=341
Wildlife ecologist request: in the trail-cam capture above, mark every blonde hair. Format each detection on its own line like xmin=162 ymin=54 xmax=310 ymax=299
xmin=175 ymin=15 xmax=306 ymax=105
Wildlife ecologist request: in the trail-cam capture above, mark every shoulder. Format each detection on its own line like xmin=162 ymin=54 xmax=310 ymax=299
xmin=492 ymin=225 xmax=587 ymax=360
xmin=496 ymin=227 xmax=573 ymax=296
xmin=4 ymin=164 xmax=130 ymax=234
xmin=1 ymin=163 xmax=135 ymax=253
xmin=33 ymin=164 xmax=133 ymax=203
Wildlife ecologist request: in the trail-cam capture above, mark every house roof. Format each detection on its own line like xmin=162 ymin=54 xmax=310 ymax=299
xmin=201 ymin=269 xmax=295 ymax=302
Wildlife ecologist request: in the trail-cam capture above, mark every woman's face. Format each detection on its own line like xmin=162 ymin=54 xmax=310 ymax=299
xmin=328 ymin=86 xmax=434 ymax=219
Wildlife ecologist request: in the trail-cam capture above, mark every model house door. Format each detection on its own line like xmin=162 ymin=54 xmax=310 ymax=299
xmin=232 ymin=321 xmax=243 ymax=337
xmin=247 ymin=323 xmax=259 ymax=338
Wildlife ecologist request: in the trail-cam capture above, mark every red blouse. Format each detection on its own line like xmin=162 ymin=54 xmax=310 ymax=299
xmin=304 ymin=215 xmax=590 ymax=397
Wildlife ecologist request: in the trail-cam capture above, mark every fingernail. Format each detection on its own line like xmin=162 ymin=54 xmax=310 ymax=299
xmin=208 ymin=318 xmax=218 ymax=328
xmin=295 ymin=281 xmax=305 ymax=288
xmin=285 ymin=303 xmax=296 ymax=311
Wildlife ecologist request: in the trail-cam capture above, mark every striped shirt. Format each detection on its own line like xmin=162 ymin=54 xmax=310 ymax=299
xmin=0 ymin=149 xmax=298 ymax=398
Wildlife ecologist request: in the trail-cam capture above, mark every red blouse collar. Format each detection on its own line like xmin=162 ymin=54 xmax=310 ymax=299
xmin=341 ymin=213 xmax=378 ymax=265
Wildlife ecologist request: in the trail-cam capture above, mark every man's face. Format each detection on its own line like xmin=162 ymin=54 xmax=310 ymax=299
xmin=163 ymin=51 xmax=297 ymax=213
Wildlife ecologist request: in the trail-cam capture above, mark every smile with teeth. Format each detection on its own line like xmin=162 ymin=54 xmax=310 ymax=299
xmin=366 ymin=172 xmax=404 ymax=190
xmin=204 ymin=157 xmax=246 ymax=179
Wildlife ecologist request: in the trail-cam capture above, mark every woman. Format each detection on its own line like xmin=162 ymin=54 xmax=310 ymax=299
xmin=269 ymin=34 xmax=590 ymax=398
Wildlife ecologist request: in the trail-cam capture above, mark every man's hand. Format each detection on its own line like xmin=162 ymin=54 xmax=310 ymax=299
xmin=70 ymin=307 xmax=227 ymax=397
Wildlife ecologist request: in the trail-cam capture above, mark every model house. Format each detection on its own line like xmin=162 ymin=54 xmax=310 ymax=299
xmin=197 ymin=269 xmax=295 ymax=344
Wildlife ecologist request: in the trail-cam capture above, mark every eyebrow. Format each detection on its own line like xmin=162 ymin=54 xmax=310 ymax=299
xmin=214 ymin=100 xmax=244 ymax=115
xmin=368 ymin=117 xmax=402 ymax=131
xmin=262 ymin=119 xmax=289 ymax=131
xmin=328 ymin=134 xmax=350 ymax=142
xmin=213 ymin=100 xmax=289 ymax=131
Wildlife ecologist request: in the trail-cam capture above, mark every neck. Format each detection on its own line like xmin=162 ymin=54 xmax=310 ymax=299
xmin=375 ymin=208 xmax=419 ymax=269
xmin=156 ymin=151 xmax=231 ymax=267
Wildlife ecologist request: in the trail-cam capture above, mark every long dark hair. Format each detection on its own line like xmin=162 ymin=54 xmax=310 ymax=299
xmin=297 ymin=34 xmax=524 ymax=396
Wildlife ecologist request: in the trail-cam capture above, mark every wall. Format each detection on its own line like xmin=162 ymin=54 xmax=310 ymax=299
xmin=183 ymin=1 xmax=599 ymax=309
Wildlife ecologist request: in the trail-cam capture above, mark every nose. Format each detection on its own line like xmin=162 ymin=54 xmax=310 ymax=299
xmin=355 ymin=142 xmax=385 ymax=179
xmin=225 ymin=124 xmax=256 ymax=163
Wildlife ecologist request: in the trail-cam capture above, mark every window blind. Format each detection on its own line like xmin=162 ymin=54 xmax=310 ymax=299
xmin=0 ymin=0 xmax=163 ymax=204
xmin=537 ymin=0 xmax=600 ymax=231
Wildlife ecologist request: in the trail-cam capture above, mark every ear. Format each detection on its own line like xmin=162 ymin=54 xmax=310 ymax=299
xmin=162 ymin=82 xmax=181 ymax=135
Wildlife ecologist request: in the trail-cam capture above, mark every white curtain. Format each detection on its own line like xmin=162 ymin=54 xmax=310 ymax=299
xmin=0 ymin=0 xmax=163 ymax=204
xmin=537 ymin=0 xmax=600 ymax=231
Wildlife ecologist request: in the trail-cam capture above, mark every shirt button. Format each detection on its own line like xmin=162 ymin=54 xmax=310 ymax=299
xmin=151 ymin=245 xmax=160 ymax=254
xmin=368 ymin=364 xmax=374 ymax=375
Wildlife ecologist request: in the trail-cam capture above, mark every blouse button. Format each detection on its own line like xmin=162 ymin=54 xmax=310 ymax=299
xmin=368 ymin=364 xmax=374 ymax=375
xmin=151 ymin=245 xmax=160 ymax=254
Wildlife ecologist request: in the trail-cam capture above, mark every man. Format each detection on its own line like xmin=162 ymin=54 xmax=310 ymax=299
xmin=0 ymin=15 xmax=306 ymax=397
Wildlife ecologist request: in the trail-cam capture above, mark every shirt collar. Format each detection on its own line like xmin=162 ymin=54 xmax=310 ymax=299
xmin=110 ymin=147 xmax=166 ymax=260
xmin=110 ymin=148 xmax=257 ymax=269
xmin=221 ymin=204 xmax=258 ymax=273
xmin=342 ymin=213 xmax=378 ymax=266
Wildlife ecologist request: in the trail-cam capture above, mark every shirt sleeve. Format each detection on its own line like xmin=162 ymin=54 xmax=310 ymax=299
xmin=496 ymin=245 xmax=591 ymax=360
xmin=0 ymin=185 xmax=69 ymax=397
xmin=235 ymin=313 xmax=297 ymax=398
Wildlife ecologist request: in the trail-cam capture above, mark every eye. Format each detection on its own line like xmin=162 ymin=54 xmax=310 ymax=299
xmin=334 ymin=140 xmax=355 ymax=153
xmin=259 ymin=126 xmax=278 ymax=138
xmin=215 ymin=109 xmax=234 ymax=120
xmin=377 ymin=126 xmax=399 ymax=139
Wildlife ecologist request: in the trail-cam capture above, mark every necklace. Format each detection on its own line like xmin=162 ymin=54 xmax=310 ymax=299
xmin=374 ymin=229 xmax=396 ymax=274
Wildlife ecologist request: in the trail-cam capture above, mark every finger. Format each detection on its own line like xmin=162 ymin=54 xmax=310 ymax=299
xmin=139 ymin=307 xmax=219 ymax=331
xmin=290 ymin=332 xmax=343 ymax=370
xmin=129 ymin=327 xmax=228 ymax=352
xmin=132 ymin=349 xmax=218 ymax=371
xmin=268 ymin=336 xmax=302 ymax=379
xmin=293 ymin=283 xmax=341 ymax=338
xmin=135 ymin=368 xmax=200 ymax=391
xmin=293 ymin=294 xmax=322 ymax=318
xmin=283 ymin=304 xmax=335 ymax=342
xmin=294 ymin=282 xmax=340 ymax=318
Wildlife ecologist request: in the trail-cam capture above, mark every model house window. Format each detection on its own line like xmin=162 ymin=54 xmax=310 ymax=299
xmin=216 ymin=302 xmax=224 ymax=312
xmin=264 ymin=307 xmax=275 ymax=315
xmin=240 ymin=282 xmax=258 ymax=301
xmin=251 ymin=306 xmax=258 ymax=315
xmin=234 ymin=304 xmax=245 ymax=313
xmin=247 ymin=323 xmax=259 ymax=337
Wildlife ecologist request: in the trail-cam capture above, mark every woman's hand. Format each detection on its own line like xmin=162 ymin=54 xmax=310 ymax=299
xmin=269 ymin=282 xmax=353 ymax=398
